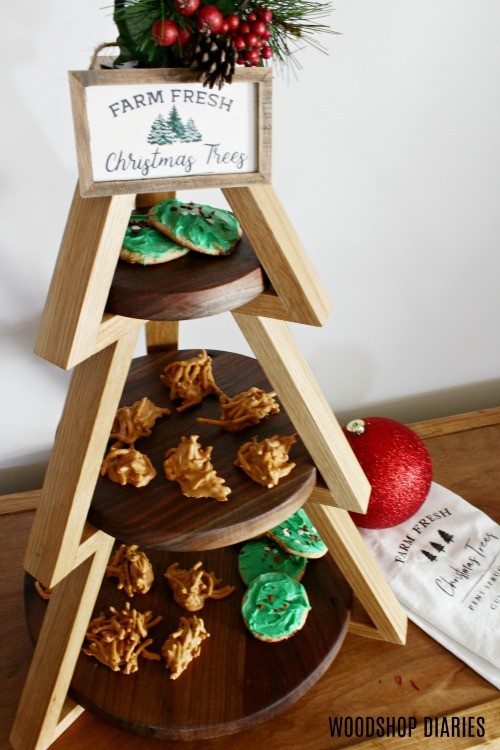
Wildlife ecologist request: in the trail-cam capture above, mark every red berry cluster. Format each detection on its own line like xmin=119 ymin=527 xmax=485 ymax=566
xmin=223 ymin=8 xmax=273 ymax=66
xmin=151 ymin=0 xmax=205 ymax=47
xmin=151 ymin=3 xmax=274 ymax=66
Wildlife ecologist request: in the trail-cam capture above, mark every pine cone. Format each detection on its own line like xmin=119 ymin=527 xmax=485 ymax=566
xmin=190 ymin=30 xmax=236 ymax=89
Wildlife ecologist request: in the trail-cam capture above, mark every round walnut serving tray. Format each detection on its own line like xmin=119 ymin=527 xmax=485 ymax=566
xmin=105 ymin=234 xmax=267 ymax=321
xmin=25 ymin=544 xmax=351 ymax=740
xmin=89 ymin=350 xmax=317 ymax=551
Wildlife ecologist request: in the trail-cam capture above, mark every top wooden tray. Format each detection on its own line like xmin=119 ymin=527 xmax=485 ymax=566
xmin=105 ymin=234 xmax=267 ymax=321
xmin=88 ymin=350 xmax=317 ymax=550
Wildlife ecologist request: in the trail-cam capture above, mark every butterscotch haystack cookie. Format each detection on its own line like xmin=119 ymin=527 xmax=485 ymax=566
xmin=82 ymin=602 xmax=162 ymax=674
xmin=161 ymin=615 xmax=209 ymax=680
xmin=106 ymin=544 xmax=154 ymax=597
xmin=101 ymin=442 xmax=156 ymax=487
xmin=164 ymin=561 xmax=235 ymax=611
xmin=164 ymin=435 xmax=231 ymax=502
xmin=235 ymin=434 xmax=298 ymax=488
xmin=160 ymin=350 xmax=221 ymax=412
xmin=197 ymin=387 xmax=280 ymax=431
xmin=110 ymin=397 xmax=170 ymax=443
xmin=34 ymin=581 xmax=52 ymax=600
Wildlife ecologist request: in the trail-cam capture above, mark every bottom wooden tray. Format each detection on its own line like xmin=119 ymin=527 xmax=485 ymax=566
xmin=25 ymin=544 xmax=351 ymax=741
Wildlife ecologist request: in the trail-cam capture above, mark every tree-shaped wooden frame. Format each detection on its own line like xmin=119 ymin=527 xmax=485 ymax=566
xmin=11 ymin=62 xmax=406 ymax=750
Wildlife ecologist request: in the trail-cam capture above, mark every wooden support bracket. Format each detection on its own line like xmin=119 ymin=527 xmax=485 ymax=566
xmin=145 ymin=320 xmax=180 ymax=353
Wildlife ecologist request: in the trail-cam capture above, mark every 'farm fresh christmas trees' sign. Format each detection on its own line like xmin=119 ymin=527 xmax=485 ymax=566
xmin=69 ymin=68 xmax=272 ymax=197
xmin=88 ymin=84 xmax=254 ymax=178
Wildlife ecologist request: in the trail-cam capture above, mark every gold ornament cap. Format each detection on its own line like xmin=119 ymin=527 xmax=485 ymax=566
xmin=346 ymin=419 xmax=366 ymax=435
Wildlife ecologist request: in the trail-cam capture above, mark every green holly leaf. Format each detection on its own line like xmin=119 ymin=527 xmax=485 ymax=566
xmin=113 ymin=0 xmax=165 ymax=66
xmin=216 ymin=0 xmax=239 ymax=14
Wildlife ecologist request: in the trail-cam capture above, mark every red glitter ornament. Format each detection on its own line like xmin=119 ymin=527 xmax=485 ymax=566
xmin=343 ymin=417 xmax=432 ymax=529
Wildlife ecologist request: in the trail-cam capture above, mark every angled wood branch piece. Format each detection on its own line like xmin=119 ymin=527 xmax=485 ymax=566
xmin=94 ymin=314 xmax=145 ymax=356
xmin=10 ymin=537 xmax=113 ymax=750
xmin=223 ymin=184 xmax=332 ymax=326
xmin=25 ymin=330 xmax=139 ymax=587
xmin=233 ymin=312 xmax=371 ymax=513
xmin=304 ymin=499 xmax=407 ymax=645
xmin=34 ymin=187 xmax=135 ymax=369
xmin=234 ymin=289 xmax=291 ymax=320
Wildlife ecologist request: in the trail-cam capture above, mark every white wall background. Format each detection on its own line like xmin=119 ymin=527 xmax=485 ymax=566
xmin=1 ymin=1 xmax=499 ymax=492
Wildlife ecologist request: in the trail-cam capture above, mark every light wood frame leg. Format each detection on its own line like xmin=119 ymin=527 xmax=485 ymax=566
xmin=25 ymin=328 xmax=140 ymax=588
xmin=224 ymin=184 xmax=331 ymax=326
xmin=305 ymin=500 xmax=407 ymax=644
xmin=233 ymin=312 xmax=370 ymax=513
xmin=10 ymin=533 xmax=114 ymax=750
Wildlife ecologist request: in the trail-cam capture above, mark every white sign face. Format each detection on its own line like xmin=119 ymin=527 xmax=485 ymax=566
xmin=85 ymin=82 xmax=258 ymax=183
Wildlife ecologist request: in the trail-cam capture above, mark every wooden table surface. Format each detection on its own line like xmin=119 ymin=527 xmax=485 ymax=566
xmin=2 ymin=408 xmax=500 ymax=750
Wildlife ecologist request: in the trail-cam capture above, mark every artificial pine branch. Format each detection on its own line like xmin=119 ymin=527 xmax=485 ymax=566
xmin=111 ymin=0 xmax=336 ymax=72
xmin=249 ymin=0 xmax=335 ymax=68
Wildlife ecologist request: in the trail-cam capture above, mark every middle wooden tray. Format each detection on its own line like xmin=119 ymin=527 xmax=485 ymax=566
xmin=105 ymin=234 xmax=267 ymax=321
xmin=89 ymin=350 xmax=317 ymax=551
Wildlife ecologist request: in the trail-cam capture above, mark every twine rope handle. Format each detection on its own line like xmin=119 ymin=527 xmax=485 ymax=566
xmin=89 ymin=43 xmax=119 ymax=71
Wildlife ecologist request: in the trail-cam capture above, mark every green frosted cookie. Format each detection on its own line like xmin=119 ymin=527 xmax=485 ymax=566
xmin=268 ymin=508 xmax=328 ymax=559
xmin=241 ymin=572 xmax=311 ymax=642
xmin=238 ymin=539 xmax=307 ymax=586
xmin=120 ymin=214 xmax=190 ymax=265
xmin=148 ymin=199 xmax=242 ymax=256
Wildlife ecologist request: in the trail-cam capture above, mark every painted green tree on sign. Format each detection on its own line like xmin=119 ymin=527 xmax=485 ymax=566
xmin=166 ymin=106 xmax=185 ymax=141
xmin=147 ymin=109 xmax=203 ymax=145
xmin=183 ymin=117 xmax=202 ymax=143
xmin=147 ymin=113 xmax=175 ymax=145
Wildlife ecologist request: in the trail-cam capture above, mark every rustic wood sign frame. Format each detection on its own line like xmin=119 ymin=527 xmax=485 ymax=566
xmin=69 ymin=67 xmax=272 ymax=197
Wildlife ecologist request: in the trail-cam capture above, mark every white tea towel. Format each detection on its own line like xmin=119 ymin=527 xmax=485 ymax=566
xmin=404 ymin=604 xmax=500 ymax=688
xmin=360 ymin=482 xmax=500 ymax=687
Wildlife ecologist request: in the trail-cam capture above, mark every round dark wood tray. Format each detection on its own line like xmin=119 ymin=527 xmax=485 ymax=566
xmin=25 ymin=544 xmax=351 ymax=740
xmin=88 ymin=350 xmax=317 ymax=551
xmin=105 ymin=235 xmax=266 ymax=321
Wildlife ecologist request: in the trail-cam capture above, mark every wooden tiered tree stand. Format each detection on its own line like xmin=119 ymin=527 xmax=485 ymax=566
xmin=10 ymin=67 xmax=407 ymax=750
